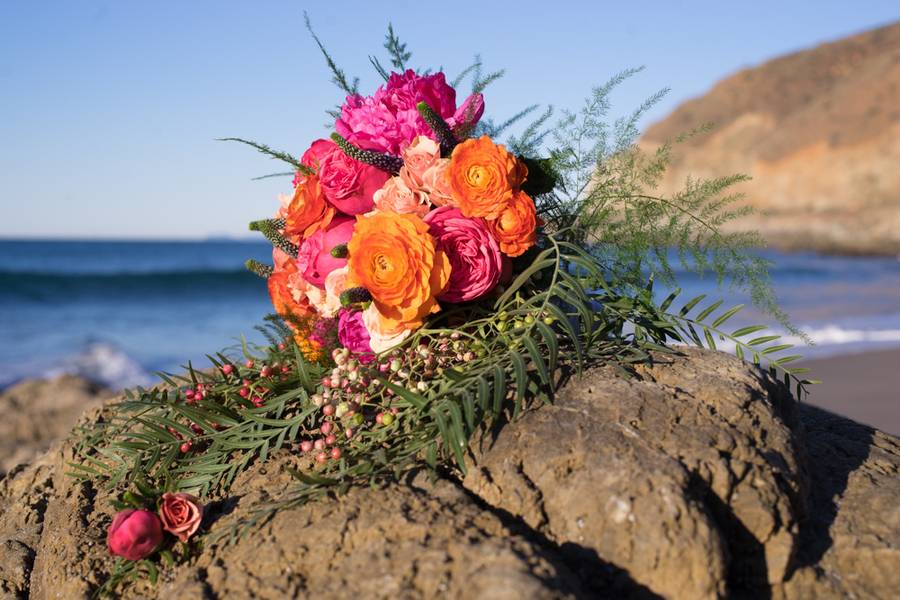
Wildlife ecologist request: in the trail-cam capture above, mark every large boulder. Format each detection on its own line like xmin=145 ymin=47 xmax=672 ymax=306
xmin=0 ymin=348 xmax=897 ymax=599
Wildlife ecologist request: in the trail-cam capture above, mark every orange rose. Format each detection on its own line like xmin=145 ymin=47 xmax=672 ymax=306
xmin=446 ymin=135 xmax=528 ymax=219
xmin=348 ymin=212 xmax=450 ymax=331
xmin=284 ymin=174 xmax=335 ymax=240
xmin=486 ymin=191 xmax=538 ymax=257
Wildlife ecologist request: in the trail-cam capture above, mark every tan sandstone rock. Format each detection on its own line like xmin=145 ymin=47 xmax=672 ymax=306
xmin=1 ymin=349 xmax=898 ymax=599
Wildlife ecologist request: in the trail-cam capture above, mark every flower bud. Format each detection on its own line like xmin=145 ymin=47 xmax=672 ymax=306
xmin=107 ymin=509 xmax=163 ymax=561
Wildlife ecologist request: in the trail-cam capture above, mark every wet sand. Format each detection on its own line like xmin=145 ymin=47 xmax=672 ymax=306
xmin=798 ymin=348 xmax=900 ymax=436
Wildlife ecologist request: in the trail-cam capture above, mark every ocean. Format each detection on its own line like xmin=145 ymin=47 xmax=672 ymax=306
xmin=2 ymin=239 xmax=900 ymax=389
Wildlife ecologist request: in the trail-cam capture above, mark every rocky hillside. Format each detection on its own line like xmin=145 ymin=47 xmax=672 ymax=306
xmin=641 ymin=21 xmax=900 ymax=254
xmin=1 ymin=348 xmax=898 ymax=599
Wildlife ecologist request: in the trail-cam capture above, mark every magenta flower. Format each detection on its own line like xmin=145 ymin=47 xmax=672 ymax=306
xmin=335 ymin=70 xmax=484 ymax=156
xmin=297 ymin=216 xmax=355 ymax=288
xmin=338 ymin=309 xmax=374 ymax=361
xmin=424 ymin=206 xmax=503 ymax=303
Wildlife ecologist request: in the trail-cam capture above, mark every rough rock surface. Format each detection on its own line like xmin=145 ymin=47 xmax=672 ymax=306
xmin=1 ymin=348 xmax=898 ymax=599
xmin=0 ymin=375 xmax=111 ymax=475
xmin=641 ymin=21 xmax=900 ymax=254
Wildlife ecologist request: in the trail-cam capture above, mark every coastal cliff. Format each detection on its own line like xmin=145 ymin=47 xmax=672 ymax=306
xmin=1 ymin=348 xmax=898 ymax=598
xmin=642 ymin=21 xmax=900 ymax=254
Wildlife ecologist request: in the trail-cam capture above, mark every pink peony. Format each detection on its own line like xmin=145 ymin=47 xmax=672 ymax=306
xmin=424 ymin=206 xmax=503 ymax=303
xmin=314 ymin=140 xmax=389 ymax=215
xmin=159 ymin=493 xmax=203 ymax=543
xmin=297 ymin=216 xmax=355 ymax=288
xmin=338 ymin=309 xmax=374 ymax=361
xmin=335 ymin=70 xmax=484 ymax=156
xmin=107 ymin=509 xmax=164 ymax=561
xmin=373 ymin=176 xmax=430 ymax=216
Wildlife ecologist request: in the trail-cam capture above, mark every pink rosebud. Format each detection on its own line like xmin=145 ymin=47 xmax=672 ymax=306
xmin=159 ymin=492 xmax=204 ymax=543
xmin=107 ymin=509 xmax=164 ymax=561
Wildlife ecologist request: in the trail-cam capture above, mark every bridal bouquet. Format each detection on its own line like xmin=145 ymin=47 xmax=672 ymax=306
xmin=73 ymin=20 xmax=809 ymax=595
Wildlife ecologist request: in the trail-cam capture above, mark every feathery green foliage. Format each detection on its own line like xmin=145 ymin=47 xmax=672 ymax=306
xmin=304 ymin=12 xmax=359 ymax=96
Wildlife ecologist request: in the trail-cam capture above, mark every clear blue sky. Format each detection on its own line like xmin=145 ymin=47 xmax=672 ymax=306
xmin=2 ymin=1 xmax=898 ymax=239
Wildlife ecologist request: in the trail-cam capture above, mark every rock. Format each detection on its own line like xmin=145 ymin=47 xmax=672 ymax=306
xmin=0 ymin=348 xmax=898 ymax=599
xmin=0 ymin=376 xmax=112 ymax=475
xmin=776 ymin=405 xmax=900 ymax=599
xmin=640 ymin=21 xmax=900 ymax=254
xmin=463 ymin=348 xmax=806 ymax=598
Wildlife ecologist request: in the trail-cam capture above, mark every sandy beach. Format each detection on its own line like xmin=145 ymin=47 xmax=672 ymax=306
xmin=799 ymin=347 xmax=900 ymax=436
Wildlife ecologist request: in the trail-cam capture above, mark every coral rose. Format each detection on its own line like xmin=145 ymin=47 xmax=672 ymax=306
xmin=159 ymin=492 xmax=203 ymax=543
xmin=400 ymin=136 xmax=442 ymax=189
xmin=373 ymin=176 xmax=430 ymax=217
xmin=424 ymin=206 xmax=503 ymax=303
xmin=486 ymin=191 xmax=539 ymax=257
xmin=447 ymin=136 xmax=528 ymax=219
xmin=421 ymin=159 xmax=455 ymax=207
xmin=347 ymin=212 xmax=450 ymax=331
xmin=361 ymin=303 xmax=413 ymax=353
xmin=284 ymin=174 xmax=335 ymax=240
xmin=107 ymin=509 xmax=163 ymax=561
xmin=297 ymin=216 xmax=355 ymax=288
xmin=316 ymin=140 xmax=390 ymax=215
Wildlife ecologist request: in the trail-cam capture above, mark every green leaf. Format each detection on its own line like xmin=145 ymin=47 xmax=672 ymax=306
xmin=711 ymin=304 xmax=745 ymax=328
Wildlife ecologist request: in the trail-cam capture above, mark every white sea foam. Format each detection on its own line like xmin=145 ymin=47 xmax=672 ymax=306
xmin=45 ymin=342 xmax=153 ymax=389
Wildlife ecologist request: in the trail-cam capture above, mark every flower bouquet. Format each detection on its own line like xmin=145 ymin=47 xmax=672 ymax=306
xmin=72 ymin=20 xmax=810 ymax=595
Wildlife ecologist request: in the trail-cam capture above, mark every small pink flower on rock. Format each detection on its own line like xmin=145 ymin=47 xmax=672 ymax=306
xmin=159 ymin=492 xmax=204 ymax=543
xmin=107 ymin=509 xmax=164 ymax=561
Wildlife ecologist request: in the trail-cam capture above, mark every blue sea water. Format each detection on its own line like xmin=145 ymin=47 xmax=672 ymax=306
xmin=2 ymin=239 xmax=900 ymax=389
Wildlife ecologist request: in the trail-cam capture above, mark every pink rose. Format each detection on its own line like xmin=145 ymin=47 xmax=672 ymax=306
xmin=297 ymin=216 xmax=355 ymax=288
xmin=107 ymin=509 xmax=164 ymax=561
xmin=159 ymin=493 xmax=203 ymax=543
xmin=338 ymin=309 xmax=374 ymax=361
xmin=424 ymin=206 xmax=503 ymax=303
xmin=373 ymin=177 xmax=430 ymax=216
xmin=315 ymin=140 xmax=389 ymax=215
xmin=292 ymin=139 xmax=335 ymax=188
xmin=336 ymin=70 xmax=481 ymax=156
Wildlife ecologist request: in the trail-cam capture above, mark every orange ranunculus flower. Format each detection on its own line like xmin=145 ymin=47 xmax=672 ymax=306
xmin=486 ymin=190 xmax=538 ymax=257
xmin=348 ymin=212 xmax=450 ymax=331
xmin=284 ymin=174 xmax=335 ymax=240
xmin=446 ymin=135 xmax=528 ymax=220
